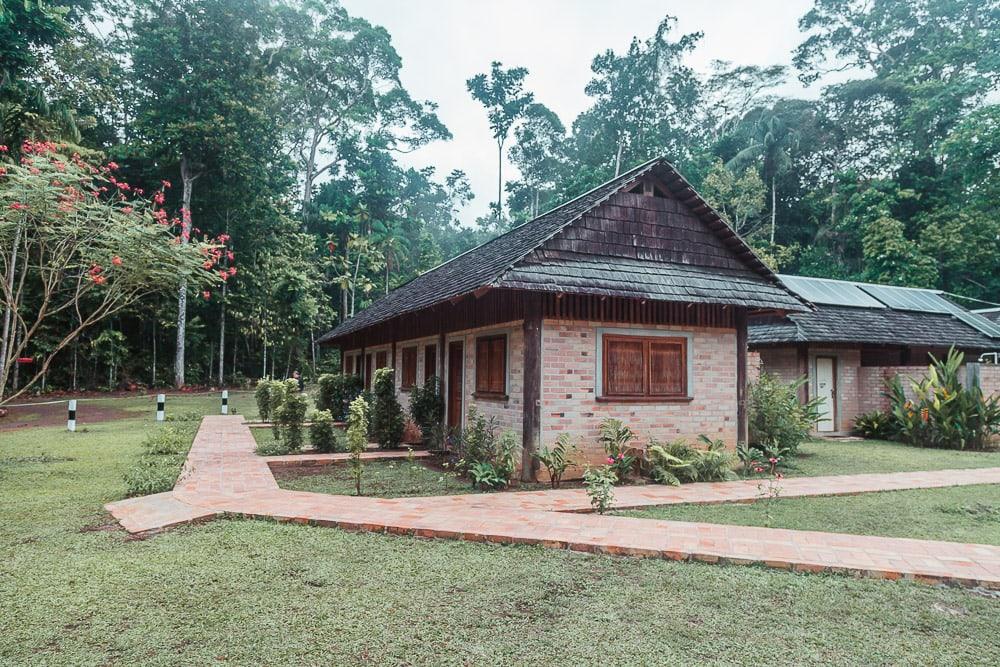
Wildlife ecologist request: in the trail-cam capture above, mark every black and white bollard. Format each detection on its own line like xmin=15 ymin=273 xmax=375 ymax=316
xmin=156 ymin=393 xmax=165 ymax=422
xmin=221 ymin=389 xmax=229 ymax=415
xmin=67 ymin=399 xmax=77 ymax=432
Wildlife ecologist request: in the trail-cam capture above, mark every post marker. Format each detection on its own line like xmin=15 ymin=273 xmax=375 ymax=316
xmin=156 ymin=393 xmax=165 ymax=422
xmin=221 ymin=389 xmax=229 ymax=415
xmin=67 ymin=400 xmax=77 ymax=432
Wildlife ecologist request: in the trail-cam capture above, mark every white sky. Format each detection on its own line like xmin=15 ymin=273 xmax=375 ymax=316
xmin=340 ymin=0 xmax=822 ymax=225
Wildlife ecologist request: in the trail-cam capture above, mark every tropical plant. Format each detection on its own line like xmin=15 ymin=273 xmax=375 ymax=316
xmin=647 ymin=436 xmax=737 ymax=485
xmin=370 ymin=367 xmax=404 ymax=448
xmin=409 ymin=375 xmax=444 ymax=444
xmin=255 ymin=378 xmax=274 ymax=421
xmin=454 ymin=406 xmax=518 ymax=487
xmin=598 ymin=418 xmax=638 ymax=482
xmin=309 ymin=409 xmax=343 ymax=453
xmin=534 ymin=433 xmax=580 ymax=489
xmin=583 ymin=465 xmax=617 ymax=514
xmin=346 ymin=394 xmax=369 ymax=495
xmin=748 ymin=373 xmax=822 ymax=456
xmin=887 ymin=348 xmax=1000 ymax=450
xmin=316 ymin=373 xmax=363 ymax=421
xmin=275 ymin=380 xmax=308 ymax=451
xmin=853 ymin=410 xmax=896 ymax=440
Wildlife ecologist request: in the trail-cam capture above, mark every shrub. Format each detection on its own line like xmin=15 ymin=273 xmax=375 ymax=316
xmin=854 ymin=410 xmax=896 ymax=440
xmin=534 ymin=434 xmax=580 ymax=489
xmin=409 ymin=376 xmax=444 ymax=444
xmin=736 ymin=441 xmax=790 ymax=477
xmin=888 ymin=348 xmax=1000 ymax=450
xmin=255 ymin=436 xmax=293 ymax=456
xmin=275 ymin=380 xmax=309 ymax=451
xmin=748 ymin=373 xmax=821 ymax=456
xmin=347 ymin=395 xmax=369 ymax=495
xmin=316 ymin=373 xmax=363 ymax=421
xmin=647 ymin=435 xmax=737 ymax=485
xmin=370 ymin=367 xmax=404 ymax=449
xmin=267 ymin=380 xmax=289 ymax=439
xmin=255 ymin=378 xmax=273 ymax=421
xmin=309 ymin=409 xmax=343 ymax=453
xmin=402 ymin=419 xmax=423 ymax=445
xmin=598 ymin=418 xmax=638 ymax=482
xmin=583 ymin=465 xmax=617 ymax=514
xmin=455 ymin=406 xmax=519 ymax=488
xmin=123 ymin=425 xmax=195 ymax=496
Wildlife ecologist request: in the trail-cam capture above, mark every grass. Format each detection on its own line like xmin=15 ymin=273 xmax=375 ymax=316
xmin=620 ymin=485 xmax=1000 ymax=546
xmin=1 ymin=399 xmax=999 ymax=664
xmin=278 ymin=459 xmax=476 ymax=497
xmin=785 ymin=437 xmax=1000 ymax=477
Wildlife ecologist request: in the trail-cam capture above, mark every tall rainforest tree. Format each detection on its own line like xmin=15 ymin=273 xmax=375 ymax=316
xmin=508 ymin=103 xmax=566 ymax=220
xmin=127 ymin=0 xmax=283 ymax=387
xmin=466 ymin=62 xmax=534 ymax=224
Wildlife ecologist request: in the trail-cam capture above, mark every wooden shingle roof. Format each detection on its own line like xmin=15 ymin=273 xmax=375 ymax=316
xmin=320 ymin=157 xmax=806 ymax=344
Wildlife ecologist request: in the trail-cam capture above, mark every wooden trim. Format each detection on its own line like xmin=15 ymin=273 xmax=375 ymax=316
xmin=472 ymin=392 xmax=509 ymax=401
xmin=736 ymin=308 xmax=748 ymax=445
xmin=596 ymin=396 xmax=693 ymax=404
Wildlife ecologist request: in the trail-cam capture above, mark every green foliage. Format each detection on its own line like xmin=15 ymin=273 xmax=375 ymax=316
xmin=887 ymin=348 xmax=1000 ymax=450
xmin=370 ymin=367 xmax=404 ymax=449
xmin=455 ymin=406 xmax=518 ymax=488
xmin=309 ymin=409 xmax=343 ymax=453
xmin=748 ymin=374 xmax=821 ymax=456
xmin=583 ymin=465 xmax=617 ymax=514
xmin=534 ymin=433 xmax=580 ymax=489
xmin=267 ymin=380 xmax=288 ymax=438
xmin=854 ymin=410 xmax=896 ymax=440
xmin=597 ymin=418 xmax=638 ymax=482
xmin=346 ymin=394 xmax=369 ymax=495
xmin=316 ymin=373 xmax=363 ymax=421
xmin=275 ymin=380 xmax=308 ymax=452
xmin=123 ymin=424 xmax=195 ymax=496
xmin=647 ymin=436 xmax=737 ymax=485
xmin=409 ymin=376 xmax=444 ymax=444
xmin=255 ymin=379 xmax=274 ymax=422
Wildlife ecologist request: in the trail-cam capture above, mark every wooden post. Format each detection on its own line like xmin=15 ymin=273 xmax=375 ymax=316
xmin=521 ymin=294 xmax=542 ymax=482
xmin=391 ymin=338 xmax=397 ymax=386
xmin=796 ymin=344 xmax=809 ymax=404
xmin=736 ymin=308 xmax=748 ymax=446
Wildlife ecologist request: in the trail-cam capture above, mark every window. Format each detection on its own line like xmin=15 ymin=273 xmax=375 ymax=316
xmin=475 ymin=334 xmax=507 ymax=397
xmin=602 ymin=334 xmax=687 ymax=399
xmin=344 ymin=354 xmax=355 ymax=376
xmin=375 ymin=350 xmax=387 ymax=370
xmin=401 ymin=347 xmax=417 ymax=389
xmin=424 ymin=345 xmax=437 ymax=382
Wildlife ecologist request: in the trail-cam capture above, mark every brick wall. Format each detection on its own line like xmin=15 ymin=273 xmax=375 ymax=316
xmin=747 ymin=350 xmax=762 ymax=384
xmin=979 ymin=365 xmax=1000 ymax=397
xmin=457 ymin=322 xmax=524 ymax=434
xmin=757 ymin=348 xmax=800 ymax=384
xmin=540 ymin=319 xmax=738 ymax=466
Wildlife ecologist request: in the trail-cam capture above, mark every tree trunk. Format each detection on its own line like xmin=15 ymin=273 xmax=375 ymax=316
xmin=614 ymin=137 xmax=624 ymax=177
xmin=770 ymin=174 xmax=777 ymax=245
xmin=496 ymin=139 xmax=504 ymax=222
xmin=0 ymin=223 xmax=22 ymax=399
xmin=151 ymin=319 xmax=157 ymax=386
xmin=218 ymin=280 xmax=226 ymax=385
xmin=174 ymin=156 xmax=198 ymax=388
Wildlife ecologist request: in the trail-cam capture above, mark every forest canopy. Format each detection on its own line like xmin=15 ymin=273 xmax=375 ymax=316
xmin=1 ymin=0 xmax=998 ymax=398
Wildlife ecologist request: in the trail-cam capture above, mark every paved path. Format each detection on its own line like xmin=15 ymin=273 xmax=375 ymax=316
xmin=106 ymin=416 xmax=1000 ymax=588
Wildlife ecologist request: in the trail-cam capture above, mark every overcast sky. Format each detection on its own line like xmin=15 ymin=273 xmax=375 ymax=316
xmin=340 ymin=0 xmax=822 ymax=225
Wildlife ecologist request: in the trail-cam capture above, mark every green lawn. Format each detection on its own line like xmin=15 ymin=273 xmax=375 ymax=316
xmin=786 ymin=437 xmax=1000 ymax=477
xmin=620 ymin=485 xmax=1000 ymax=546
xmin=278 ymin=459 xmax=476 ymax=497
xmin=2 ymin=400 xmax=1000 ymax=665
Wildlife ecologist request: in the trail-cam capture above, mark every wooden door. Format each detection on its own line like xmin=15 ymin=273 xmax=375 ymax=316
xmin=815 ymin=356 xmax=836 ymax=432
xmin=447 ymin=341 xmax=464 ymax=432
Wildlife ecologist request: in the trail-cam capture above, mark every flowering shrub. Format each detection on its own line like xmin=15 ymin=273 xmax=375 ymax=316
xmin=347 ymin=395 xmax=370 ymax=495
xmin=887 ymin=348 xmax=1000 ymax=450
xmin=583 ymin=465 xmax=617 ymax=514
xmin=598 ymin=418 xmax=638 ymax=482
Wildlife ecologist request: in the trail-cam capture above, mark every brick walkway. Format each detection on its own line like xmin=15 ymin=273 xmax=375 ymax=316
xmin=106 ymin=416 xmax=1000 ymax=588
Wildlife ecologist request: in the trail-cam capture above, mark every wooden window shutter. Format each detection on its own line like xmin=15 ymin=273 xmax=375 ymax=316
xmin=475 ymin=335 xmax=507 ymax=395
xmin=345 ymin=355 xmax=354 ymax=376
xmin=375 ymin=350 xmax=387 ymax=369
xmin=649 ymin=339 xmax=686 ymax=396
xmin=604 ymin=337 xmax=644 ymax=395
xmin=401 ymin=347 xmax=417 ymax=389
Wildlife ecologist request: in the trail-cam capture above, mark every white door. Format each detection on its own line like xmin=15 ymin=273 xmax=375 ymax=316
xmin=815 ymin=357 xmax=836 ymax=432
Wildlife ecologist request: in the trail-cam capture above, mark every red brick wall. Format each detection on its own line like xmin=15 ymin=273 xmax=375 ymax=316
xmin=539 ymin=319 xmax=738 ymax=466
xmin=757 ymin=348 xmax=799 ymax=384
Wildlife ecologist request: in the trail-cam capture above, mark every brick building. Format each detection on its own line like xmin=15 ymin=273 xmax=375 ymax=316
xmin=318 ymin=157 xmax=807 ymax=480
xmin=750 ymin=275 xmax=1000 ymax=434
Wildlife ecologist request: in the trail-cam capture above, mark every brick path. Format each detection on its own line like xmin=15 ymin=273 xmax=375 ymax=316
xmin=106 ymin=416 xmax=1000 ymax=588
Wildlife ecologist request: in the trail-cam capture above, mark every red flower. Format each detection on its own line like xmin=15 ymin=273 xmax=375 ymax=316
xmin=106 ymin=161 xmax=119 ymax=171
xmin=202 ymin=260 xmax=214 ymax=269
xmin=92 ymin=274 xmax=107 ymax=285
xmin=0 ymin=145 xmax=7 ymax=152
xmin=607 ymin=456 xmax=615 ymax=465
xmin=89 ymin=264 xmax=103 ymax=275
xmin=0 ymin=167 xmax=6 ymax=176
xmin=9 ymin=202 xmax=26 ymax=211
xmin=202 ymin=290 xmax=211 ymax=300
xmin=218 ymin=270 xmax=229 ymax=281
xmin=153 ymin=191 xmax=165 ymax=205
xmin=161 ymin=180 xmax=172 ymax=189
xmin=226 ymin=250 xmax=234 ymax=261
xmin=121 ymin=206 xmax=133 ymax=215
xmin=112 ymin=256 xmax=123 ymax=266
xmin=227 ymin=266 xmax=237 ymax=276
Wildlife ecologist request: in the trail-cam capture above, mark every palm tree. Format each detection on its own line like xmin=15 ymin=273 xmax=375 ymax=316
xmin=728 ymin=109 xmax=799 ymax=244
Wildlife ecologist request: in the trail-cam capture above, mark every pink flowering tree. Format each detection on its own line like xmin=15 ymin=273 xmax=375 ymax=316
xmin=0 ymin=141 xmax=217 ymax=404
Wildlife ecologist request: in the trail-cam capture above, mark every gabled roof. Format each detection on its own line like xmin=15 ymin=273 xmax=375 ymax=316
xmin=320 ymin=157 xmax=806 ymax=344
xmin=750 ymin=275 xmax=1000 ymax=349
